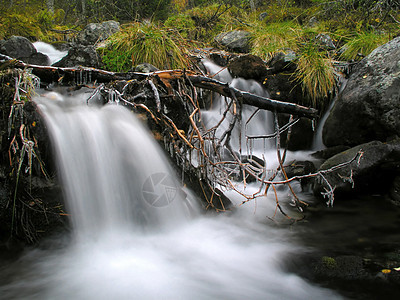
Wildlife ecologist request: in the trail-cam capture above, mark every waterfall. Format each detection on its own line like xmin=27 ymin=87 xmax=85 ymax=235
xmin=0 ymin=88 xmax=341 ymax=299
xmin=35 ymin=94 xmax=194 ymax=240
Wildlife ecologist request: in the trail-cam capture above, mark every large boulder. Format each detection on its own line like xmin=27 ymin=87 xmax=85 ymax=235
xmin=0 ymin=36 xmax=37 ymax=59
xmin=323 ymin=37 xmax=400 ymax=147
xmin=214 ymin=30 xmax=251 ymax=53
xmin=52 ymin=45 xmax=102 ymax=68
xmin=313 ymin=140 xmax=400 ymax=198
xmin=75 ymin=20 xmax=120 ymax=46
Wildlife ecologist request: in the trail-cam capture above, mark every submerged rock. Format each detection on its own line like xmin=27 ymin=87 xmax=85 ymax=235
xmin=323 ymin=36 xmax=400 ymax=147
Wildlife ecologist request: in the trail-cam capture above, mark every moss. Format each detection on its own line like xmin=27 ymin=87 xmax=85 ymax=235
xmin=321 ymin=256 xmax=338 ymax=269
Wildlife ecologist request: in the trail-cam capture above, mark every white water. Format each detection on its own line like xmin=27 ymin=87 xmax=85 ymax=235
xmin=312 ymin=78 xmax=348 ymax=151
xmin=201 ymin=60 xmax=275 ymax=157
xmin=33 ymin=41 xmax=68 ymax=65
xmin=0 ymin=91 xmax=341 ymax=299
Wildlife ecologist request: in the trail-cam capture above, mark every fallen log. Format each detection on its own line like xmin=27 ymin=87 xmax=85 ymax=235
xmin=0 ymin=56 xmax=318 ymax=119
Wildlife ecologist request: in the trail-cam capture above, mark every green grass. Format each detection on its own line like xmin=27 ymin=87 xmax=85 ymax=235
xmin=99 ymin=22 xmax=192 ymax=72
xmin=295 ymin=41 xmax=336 ymax=107
xmin=251 ymin=21 xmax=302 ymax=60
xmin=340 ymin=31 xmax=391 ymax=61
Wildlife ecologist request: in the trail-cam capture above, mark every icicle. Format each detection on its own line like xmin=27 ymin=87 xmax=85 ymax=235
xmin=312 ymin=119 xmax=316 ymax=132
xmin=88 ymin=70 xmax=92 ymax=83
xmin=249 ymin=139 xmax=253 ymax=160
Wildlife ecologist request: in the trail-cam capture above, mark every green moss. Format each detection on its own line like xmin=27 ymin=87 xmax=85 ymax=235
xmin=321 ymin=256 xmax=338 ymax=269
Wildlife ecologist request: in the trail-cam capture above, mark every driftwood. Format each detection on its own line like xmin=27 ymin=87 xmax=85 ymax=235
xmin=0 ymin=56 xmax=318 ymax=119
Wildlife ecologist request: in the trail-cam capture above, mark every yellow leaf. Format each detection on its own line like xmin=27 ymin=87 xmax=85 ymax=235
xmin=381 ymin=269 xmax=391 ymax=274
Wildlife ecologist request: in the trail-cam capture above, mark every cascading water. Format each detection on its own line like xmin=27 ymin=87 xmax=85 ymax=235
xmin=0 ymin=77 xmax=341 ymax=299
xmin=33 ymin=42 xmax=68 ymax=65
xmin=201 ymin=60 xmax=275 ymax=160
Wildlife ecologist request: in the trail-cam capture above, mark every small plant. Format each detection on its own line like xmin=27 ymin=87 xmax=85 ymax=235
xmin=340 ymin=31 xmax=390 ymax=61
xmin=99 ymin=22 xmax=191 ymax=72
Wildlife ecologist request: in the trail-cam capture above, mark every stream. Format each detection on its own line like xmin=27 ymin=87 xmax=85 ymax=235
xmin=0 ymin=47 xmax=399 ymax=300
xmin=0 ymin=92 xmax=340 ymax=299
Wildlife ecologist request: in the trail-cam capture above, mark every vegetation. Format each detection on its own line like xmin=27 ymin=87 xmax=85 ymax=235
xmin=99 ymin=22 xmax=192 ymax=72
xmin=1 ymin=0 xmax=399 ymax=105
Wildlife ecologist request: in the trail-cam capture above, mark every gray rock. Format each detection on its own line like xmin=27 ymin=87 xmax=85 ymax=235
xmin=52 ymin=45 xmax=102 ymax=68
xmin=214 ymin=30 xmax=251 ymax=53
xmin=0 ymin=36 xmax=36 ymax=59
xmin=23 ymin=52 xmax=51 ymax=66
xmin=313 ymin=140 xmax=400 ymax=198
xmin=315 ymin=33 xmax=335 ymax=50
xmin=134 ymin=63 xmax=159 ymax=73
xmin=323 ymin=36 xmax=400 ymax=147
xmin=76 ymin=20 xmax=120 ymax=46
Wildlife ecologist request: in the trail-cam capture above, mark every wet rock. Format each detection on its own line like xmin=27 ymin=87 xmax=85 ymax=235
xmin=278 ymin=115 xmax=314 ymax=150
xmin=214 ymin=30 xmax=251 ymax=53
xmin=22 ymin=52 xmax=50 ymax=66
xmin=313 ymin=140 xmax=400 ymax=198
xmin=314 ymin=255 xmax=368 ymax=280
xmin=323 ymin=36 xmax=400 ymax=147
xmin=284 ymin=160 xmax=316 ymax=190
xmin=76 ymin=20 xmax=120 ymax=46
xmin=52 ymin=45 xmax=102 ymax=68
xmin=312 ymin=145 xmax=351 ymax=160
xmin=0 ymin=36 xmax=36 ymax=60
xmin=389 ymin=176 xmax=400 ymax=205
xmin=227 ymin=54 xmax=268 ymax=80
xmin=266 ymin=50 xmax=297 ymax=75
xmin=209 ymin=51 xmax=234 ymax=67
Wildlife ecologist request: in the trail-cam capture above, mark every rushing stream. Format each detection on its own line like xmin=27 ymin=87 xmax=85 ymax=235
xmin=0 ymin=89 xmax=341 ymax=299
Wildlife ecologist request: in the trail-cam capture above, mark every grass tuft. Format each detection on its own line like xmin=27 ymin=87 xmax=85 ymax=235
xmin=99 ymin=22 xmax=191 ymax=72
xmin=340 ymin=31 xmax=391 ymax=61
xmin=295 ymin=41 xmax=336 ymax=108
